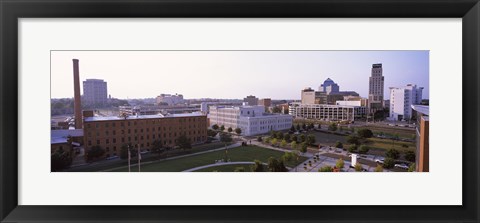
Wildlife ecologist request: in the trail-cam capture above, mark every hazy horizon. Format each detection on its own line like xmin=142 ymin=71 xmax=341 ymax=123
xmin=51 ymin=51 xmax=429 ymax=100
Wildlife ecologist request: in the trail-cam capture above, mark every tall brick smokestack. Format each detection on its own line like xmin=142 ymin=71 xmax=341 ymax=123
xmin=73 ymin=59 xmax=83 ymax=129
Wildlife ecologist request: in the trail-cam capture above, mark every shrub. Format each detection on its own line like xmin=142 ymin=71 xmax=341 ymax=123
xmin=357 ymin=128 xmax=373 ymax=138
xmin=359 ymin=145 xmax=370 ymax=154
xmin=383 ymin=158 xmax=395 ymax=169
xmin=336 ymin=158 xmax=345 ymax=169
xmin=334 ymin=141 xmax=343 ymax=149
xmin=328 ymin=123 xmax=338 ymax=131
xmin=319 ymin=166 xmax=333 ymax=172
xmin=404 ymin=151 xmax=416 ymax=162
xmin=354 ymin=163 xmax=363 ymax=172
xmin=386 ymin=149 xmax=400 ymax=159
xmin=347 ymin=144 xmax=358 ymax=153
xmin=374 ymin=165 xmax=384 ymax=172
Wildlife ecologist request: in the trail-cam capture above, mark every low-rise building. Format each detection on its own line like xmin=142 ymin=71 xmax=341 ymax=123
xmin=208 ymin=105 xmax=292 ymax=136
xmin=156 ymin=93 xmax=184 ymax=105
xmin=83 ymin=112 xmax=208 ymax=158
xmin=289 ymin=102 xmax=366 ymax=121
xmin=412 ymin=105 xmax=429 ymax=172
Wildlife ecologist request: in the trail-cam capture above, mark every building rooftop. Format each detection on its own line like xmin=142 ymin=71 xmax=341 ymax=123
xmin=51 ymin=129 xmax=84 ymax=145
xmin=84 ymin=112 xmax=205 ymax=122
xmin=411 ymin=105 xmax=429 ymax=115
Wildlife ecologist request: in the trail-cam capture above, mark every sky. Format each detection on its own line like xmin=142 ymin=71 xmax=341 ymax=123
xmin=51 ymin=51 xmax=429 ymax=100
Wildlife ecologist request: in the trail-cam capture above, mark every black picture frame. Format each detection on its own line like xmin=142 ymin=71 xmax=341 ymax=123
xmin=1 ymin=0 xmax=479 ymax=222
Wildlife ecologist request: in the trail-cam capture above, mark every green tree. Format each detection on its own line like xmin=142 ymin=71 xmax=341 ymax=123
xmin=335 ymin=141 xmax=343 ymax=149
xmin=227 ymin=127 xmax=233 ymax=133
xmin=383 ymin=158 xmax=395 ymax=169
xmin=308 ymin=123 xmax=315 ymax=130
xmin=374 ymin=164 xmax=384 ymax=172
xmin=276 ymin=132 xmax=284 ymax=140
xmin=280 ymin=139 xmax=287 ymax=148
xmin=386 ymin=149 xmax=400 ymax=159
xmin=284 ymin=133 xmax=291 ymax=142
xmin=359 ymin=145 xmax=370 ymax=154
xmin=302 ymin=123 xmax=307 ymax=130
xmin=270 ymin=130 xmax=277 ymax=137
xmin=207 ymin=129 xmax=218 ymax=137
xmin=319 ymin=166 xmax=333 ymax=172
xmin=212 ymin=124 xmax=219 ymax=130
xmin=270 ymin=138 xmax=278 ymax=146
xmin=336 ymin=158 xmax=345 ymax=169
xmin=292 ymin=135 xmax=298 ymax=142
xmin=408 ymin=163 xmax=416 ymax=172
xmin=300 ymin=142 xmax=308 ymax=153
xmin=176 ymin=134 xmax=192 ymax=150
xmin=220 ymin=125 xmax=225 ymax=131
xmin=291 ymin=141 xmax=298 ymax=150
xmin=299 ymin=134 xmax=306 ymax=143
xmin=234 ymin=128 xmax=242 ymax=135
xmin=357 ymin=128 xmax=374 ymax=138
xmin=51 ymin=148 xmax=72 ymax=171
xmin=282 ymin=152 xmax=294 ymax=162
xmin=347 ymin=144 xmax=357 ymax=153
xmin=150 ymin=140 xmax=165 ymax=155
xmin=264 ymin=137 xmax=271 ymax=144
xmin=290 ymin=125 xmax=296 ymax=132
xmin=251 ymin=160 xmax=265 ymax=172
xmin=296 ymin=124 xmax=301 ymax=131
xmin=268 ymin=157 xmax=288 ymax=172
xmin=257 ymin=136 xmax=263 ymax=142
xmin=354 ymin=163 xmax=363 ymax=172
xmin=220 ymin=132 xmax=233 ymax=144
xmin=306 ymin=134 xmax=316 ymax=145
xmin=346 ymin=135 xmax=361 ymax=145
xmin=404 ymin=151 xmax=416 ymax=162
xmin=86 ymin=146 xmax=105 ymax=160
xmin=328 ymin=123 xmax=338 ymax=131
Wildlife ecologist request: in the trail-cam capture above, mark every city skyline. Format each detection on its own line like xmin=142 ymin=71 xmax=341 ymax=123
xmin=51 ymin=51 xmax=429 ymax=100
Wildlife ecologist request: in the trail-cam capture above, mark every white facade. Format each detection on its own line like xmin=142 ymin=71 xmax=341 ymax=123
xmin=208 ymin=105 xmax=293 ymax=136
xmin=83 ymin=79 xmax=108 ymax=106
xmin=156 ymin=93 xmax=184 ymax=105
xmin=336 ymin=100 xmax=362 ymax=106
xmin=289 ymin=103 xmax=367 ymax=121
xmin=389 ymin=84 xmax=423 ymax=121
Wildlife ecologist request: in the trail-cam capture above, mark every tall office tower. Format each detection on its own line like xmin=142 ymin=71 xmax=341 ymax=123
xmin=389 ymin=84 xmax=423 ymax=121
xmin=368 ymin=63 xmax=385 ymax=114
xmin=83 ymin=79 xmax=108 ymax=106
xmin=72 ymin=59 xmax=83 ymax=129
xmin=301 ymin=88 xmax=315 ymax=104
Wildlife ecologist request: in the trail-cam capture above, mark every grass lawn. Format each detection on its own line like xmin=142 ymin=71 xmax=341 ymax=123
xmin=67 ymin=142 xmax=231 ymax=172
xmin=364 ymin=138 xmax=415 ymax=153
xmin=194 ymin=164 xmax=257 ymax=172
xmin=363 ymin=125 xmax=416 ymax=139
xmin=110 ymin=145 xmax=307 ymax=172
xmin=310 ymin=131 xmax=346 ymax=146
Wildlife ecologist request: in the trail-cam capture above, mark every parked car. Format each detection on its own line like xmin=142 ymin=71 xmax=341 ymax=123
xmin=375 ymin=159 xmax=384 ymax=164
xmin=106 ymin=155 xmax=119 ymax=160
xmin=395 ymin=163 xmax=409 ymax=169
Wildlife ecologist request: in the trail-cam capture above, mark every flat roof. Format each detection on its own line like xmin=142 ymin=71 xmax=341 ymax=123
xmin=411 ymin=105 xmax=429 ymax=115
xmin=84 ymin=112 xmax=205 ymax=122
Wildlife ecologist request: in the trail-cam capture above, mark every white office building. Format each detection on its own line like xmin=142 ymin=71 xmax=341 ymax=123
xmin=289 ymin=103 xmax=367 ymax=121
xmin=389 ymin=84 xmax=423 ymax=121
xmin=208 ymin=105 xmax=293 ymax=136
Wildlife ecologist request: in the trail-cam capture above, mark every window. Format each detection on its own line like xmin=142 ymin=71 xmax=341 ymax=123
xmin=96 ymin=140 xmax=100 ymax=145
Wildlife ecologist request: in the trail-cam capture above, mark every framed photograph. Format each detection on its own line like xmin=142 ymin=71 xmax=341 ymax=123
xmin=1 ymin=0 xmax=479 ymax=222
